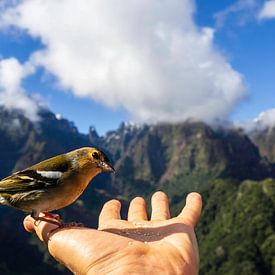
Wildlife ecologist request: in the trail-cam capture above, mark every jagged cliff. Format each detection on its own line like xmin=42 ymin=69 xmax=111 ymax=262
xmin=0 ymin=107 xmax=274 ymax=275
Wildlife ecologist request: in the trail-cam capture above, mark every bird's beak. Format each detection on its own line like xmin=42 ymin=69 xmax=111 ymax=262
xmin=98 ymin=161 xmax=115 ymax=173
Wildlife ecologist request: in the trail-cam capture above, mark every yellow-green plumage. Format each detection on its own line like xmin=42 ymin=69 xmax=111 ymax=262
xmin=0 ymin=147 xmax=114 ymax=218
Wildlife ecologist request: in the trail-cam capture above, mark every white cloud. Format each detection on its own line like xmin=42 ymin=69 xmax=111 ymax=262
xmin=214 ymin=0 xmax=259 ymax=28
xmin=259 ymin=0 xmax=275 ymax=19
xmin=253 ymin=109 xmax=275 ymax=127
xmin=0 ymin=0 xmax=246 ymax=124
xmin=0 ymin=57 xmax=39 ymax=120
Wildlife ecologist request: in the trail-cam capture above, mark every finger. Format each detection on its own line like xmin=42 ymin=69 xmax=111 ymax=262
xmin=24 ymin=215 xmax=36 ymax=233
xmin=151 ymin=191 xmax=170 ymax=221
xmin=178 ymin=192 xmax=202 ymax=227
xmin=23 ymin=215 xmax=59 ymax=243
xmin=24 ymin=215 xmax=104 ymax=274
xmin=98 ymin=199 xmax=121 ymax=227
xmin=128 ymin=197 xmax=148 ymax=222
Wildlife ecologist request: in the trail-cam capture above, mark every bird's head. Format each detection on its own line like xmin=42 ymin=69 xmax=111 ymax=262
xmin=68 ymin=147 xmax=115 ymax=174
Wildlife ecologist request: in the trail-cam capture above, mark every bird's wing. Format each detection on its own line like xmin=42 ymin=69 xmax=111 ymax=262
xmin=0 ymin=154 xmax=71 ymax=193
xmin=28 ymin=154 xmax=69 ymax=172
xmin=0 ymin=169 xmax=63 ymax=193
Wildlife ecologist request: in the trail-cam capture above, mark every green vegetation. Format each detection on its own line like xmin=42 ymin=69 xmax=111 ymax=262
xmin=0 ymin=108 xmax=274 ymax=274
xmin=197 ymin=179 xmax=275 ymax=275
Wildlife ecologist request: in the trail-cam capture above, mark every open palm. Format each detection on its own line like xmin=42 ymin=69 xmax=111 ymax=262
xmin=24 ymin=192 xmax=202 ymax=275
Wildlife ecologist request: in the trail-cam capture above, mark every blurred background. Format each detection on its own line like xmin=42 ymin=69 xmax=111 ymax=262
xmin=0 ymin=0 xmax=274 ymax=274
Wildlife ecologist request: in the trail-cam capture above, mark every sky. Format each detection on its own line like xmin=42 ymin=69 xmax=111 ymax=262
xmin=0 ymin=0 xmax=274 ymax=135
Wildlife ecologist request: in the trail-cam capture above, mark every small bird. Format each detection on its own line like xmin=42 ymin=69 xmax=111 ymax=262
xmin=0 ymin=147 xmax=114 ymax=225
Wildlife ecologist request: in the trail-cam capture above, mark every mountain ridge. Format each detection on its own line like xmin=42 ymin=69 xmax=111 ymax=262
xmin=0 ymin=106 xmax=274 ymax=274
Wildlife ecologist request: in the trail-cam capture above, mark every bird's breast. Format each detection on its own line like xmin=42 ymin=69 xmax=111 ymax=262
xmin=48 ymin=174 xmax=90 ymax=211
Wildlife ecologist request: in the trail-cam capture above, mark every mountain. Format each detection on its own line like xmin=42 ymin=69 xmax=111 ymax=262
xmin=250 ymin=125 xmax=275 ymax=164
xmin=0 ymin=107 xmax=274 ymax=274
xmin=0 ymin=107 xmax=90 ymax=177
xmin=0 ymin=107 xmax=113 ymax=274
xmin=102 ymin=122 xmax=275 ymax=200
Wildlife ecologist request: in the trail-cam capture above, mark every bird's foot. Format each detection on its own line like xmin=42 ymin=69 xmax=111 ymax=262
xmin=41 ymin=212 xmax=63 ymax=222
xmin=33 ymin=212 xmax=64 ymax=227
xmin=31 ymin=210 xmax=84 ymax=236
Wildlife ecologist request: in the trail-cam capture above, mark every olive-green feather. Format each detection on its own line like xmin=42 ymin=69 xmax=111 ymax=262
xmin=0 ymin=154 xmax=70 ymax=193
xmin=28 ymin=154 xmax=70 ymax=172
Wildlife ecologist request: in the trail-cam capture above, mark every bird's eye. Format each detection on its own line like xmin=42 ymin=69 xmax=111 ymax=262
xmin=92 ymin=152 xmax=99 ymax=159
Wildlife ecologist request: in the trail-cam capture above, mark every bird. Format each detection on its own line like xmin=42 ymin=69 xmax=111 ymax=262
xmin=0 ymin=147 xmax=115 ymax=225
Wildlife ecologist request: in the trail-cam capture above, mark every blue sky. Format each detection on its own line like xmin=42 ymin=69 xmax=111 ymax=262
xmin=0 ymin=0 xmax=274 ymax=135
xmin=196 ymin=0 xmax=275 ymax=121
xmin=0 ymin=31 xmax=129 ymax=134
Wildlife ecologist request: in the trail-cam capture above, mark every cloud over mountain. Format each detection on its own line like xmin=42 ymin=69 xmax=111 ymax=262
xmin=0 ymin=57 xmax=39 ymax=120
xmin=253 ymin=109 xmax=275 ymax=127
xmin=0 ymin=0 xmax=246 ymax=123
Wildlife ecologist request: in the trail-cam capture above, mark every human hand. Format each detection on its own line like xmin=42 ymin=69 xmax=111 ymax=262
xmin=24 ymin=192 xmax=202 ymax=275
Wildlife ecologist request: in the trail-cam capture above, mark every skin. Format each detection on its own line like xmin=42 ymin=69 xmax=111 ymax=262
xmin=24 ymin=191 xmax=202 ymax=275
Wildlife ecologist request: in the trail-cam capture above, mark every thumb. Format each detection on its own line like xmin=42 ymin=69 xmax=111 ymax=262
xmin=24 ymin=215 xmax=59 ymax=243
xmin=23 ymin=215 xmax=97 ymax=274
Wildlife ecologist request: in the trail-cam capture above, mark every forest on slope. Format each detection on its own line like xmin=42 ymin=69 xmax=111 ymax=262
xmin=0 ymin=107 xmax=274 ymax=274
